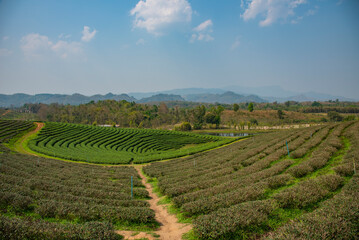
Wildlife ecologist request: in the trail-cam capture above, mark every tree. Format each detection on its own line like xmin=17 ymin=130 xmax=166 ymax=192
xmin=311 ymin=101 xmax=322 ymax=107
xmin=205 ymin=112 xmax=220 ymax=128
xmin=328 ymin=111 xmax=343 ymax=122
xmin=190 ymin=105 xmax=206 ymax=129
xmin=248 ymin=102 xmax=254 ymax=112
xmin=250 ymin=118 xmax=258 ymax=125
xmin=214 ymin=105 xmax=225 ymax=115
xmin=277 ymin=109 xmax=284 ymax=119
xmin=233 ymin=104 xmax=239 ymax=112
xmin=158 ymin=103 xmax=168 ymax=114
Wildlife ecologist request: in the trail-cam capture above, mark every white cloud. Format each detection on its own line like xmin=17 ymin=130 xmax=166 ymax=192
xmin=190 ymin=19 xmax=214 ymax=42
xmin=131 ymin=0 xmax=192 ymax=35
xmin=136 ymin=38 xmax=145 ymax=45
xmin=81 ymin=26 xmax=97 ymax=42
xmin=241 ymin=0 xmax=306 ymax=26
xmin=59 ymin=33 xmax=71 ymax=39
xmin=231 ymin=37 xmax=241 ymax=50
xmin=193 ymin=19 xmax=212 ymax=32
xmin=20 ymin=31 xmax=92 ymax=59
xmin=0 ymin=48 xmax=12 ymax=56
xmin=51 ymin=40 xmax=83 ymax=59
xmin=291 ymin=5 xmax=318 ymax=24
xmin=20 ymin=33 xmax=53 ymax=57
xmin=3 ymin=36 xmax=10 ymax=41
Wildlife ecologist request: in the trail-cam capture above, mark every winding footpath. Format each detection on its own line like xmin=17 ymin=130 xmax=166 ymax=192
xmin=1 ymin=109 xmax=11 ymax=116
xmin=117 ymin=166 xmax=192 ymax=240
xmin=14 ymin=122 xmax=44 ymax=155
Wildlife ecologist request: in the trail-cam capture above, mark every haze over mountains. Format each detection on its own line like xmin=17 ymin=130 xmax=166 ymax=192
xmin=0 ymin=86 xmax=356 ymax=108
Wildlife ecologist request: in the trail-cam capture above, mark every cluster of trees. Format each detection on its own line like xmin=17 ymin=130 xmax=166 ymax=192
xmin=23 ymin=101 xmax=225 ymax=130
xmin=13 ymin=100 xmax=358 ymax=130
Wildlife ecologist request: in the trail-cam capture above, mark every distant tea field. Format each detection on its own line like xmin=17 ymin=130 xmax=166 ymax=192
xmin=28 ymin=122 xmax=236 ymax=164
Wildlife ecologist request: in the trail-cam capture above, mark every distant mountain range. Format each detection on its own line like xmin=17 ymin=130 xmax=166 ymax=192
xmin=129 ymin=86 xmax=357 ymax=103
xmin=185 ymin=92 xmax=266 ymax=104
xmin=137 ymin=94 xmax=185 ymax=103
xmin=0 ymin=93 xmax=136 ymax=107
xmin=0 ymin=85 xmax=356 ymax=107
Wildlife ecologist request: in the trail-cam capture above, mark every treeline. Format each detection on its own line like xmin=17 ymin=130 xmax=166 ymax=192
xmin=5 ymin=100 xmax=359 ymax=129
xmin=302 ymin=107 xmax=359 ymax=113
xmin=22 ymin=100 xmax=224 ymax=129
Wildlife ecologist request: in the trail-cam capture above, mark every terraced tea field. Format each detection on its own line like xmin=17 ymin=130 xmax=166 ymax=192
xmin=1 ymin=119 xmax=358 ymax=239
xmin=0 ymin=120 xmax=35 ymax=143
xmin=28 ymin=122 xmax=236 ymax=164
xmin=144 ymin=121 xmax=359 ymax=239
xmin=0 ymin=120 xmax=154 ymax=239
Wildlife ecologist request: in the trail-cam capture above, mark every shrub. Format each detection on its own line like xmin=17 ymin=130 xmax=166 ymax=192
xmin=267 ymin=174 xmax=293 ymax=189
xmin=266 ymin=175 xmax=359 ymax=240
xmin=287 ymin=164 xmax=313 ymax=178
xmin=334 ymin=163 xmax=355 ymax=177
xmin=0 ymin=192 xmax=33 ymax=211
xmin=316 ymin=174 xmax=344 ymax=192
xmin=0 ymin=216 xmax=122 ymax=240
xmin=273 ymin=178 xmax=329 ymax=209
xmin=328 ymin=111 xmax=343 ymax=122
xmin=177 ymin=122 xmax=192 ymax=131
xmin=182 ymin=183 xmax=266 ymax=215
xmin=193 ymin=200 xmax=275 ymax=239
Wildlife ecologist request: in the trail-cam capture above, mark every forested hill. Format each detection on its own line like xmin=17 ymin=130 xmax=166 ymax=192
xmin=185 ymin=91 xmax=266 ymax=104
xmin=0 ymin=93 xmax=136 ymax=107
xmin=137 ymin=94 xmax=185 ymax=103
xmin=0 ymin=92 xmax=266 ymax=107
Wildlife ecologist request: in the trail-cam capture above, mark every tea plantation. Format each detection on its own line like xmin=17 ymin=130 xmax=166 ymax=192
xmin=0 ymin=121 xmax=154 ymax=239
xmin=28 ymin=122 xmax=236 ymax=164
xmin=144 ymin=121 xmax=359 ymax=239
xmin=1 ymin=119 xmax=358 ymax=239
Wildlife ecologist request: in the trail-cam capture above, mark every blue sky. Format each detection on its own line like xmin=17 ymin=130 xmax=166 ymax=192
xmin=0 ymin=0 xmax=358 ymax=98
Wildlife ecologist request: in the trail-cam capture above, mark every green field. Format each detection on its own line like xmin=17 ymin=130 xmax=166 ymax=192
xmin=144 ymin=121 xmax=359 ymax=239
xmin=28 ymin=122 xmax=237 ymax=164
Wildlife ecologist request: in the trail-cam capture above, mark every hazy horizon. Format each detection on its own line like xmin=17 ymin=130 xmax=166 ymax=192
xmin=0 ymin=0 xmax=358 ymax=99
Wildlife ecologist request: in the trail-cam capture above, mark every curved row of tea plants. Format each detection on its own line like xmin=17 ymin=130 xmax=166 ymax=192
xmin=0 ymin=119 xmax=35 ymax=143
xmin=28 ymin=122 xmax=237 ymax=164
xmin=0 ymin=145 xmax=156 ymax=239
xmin=144 ymin=121 xmax=358 ymax=239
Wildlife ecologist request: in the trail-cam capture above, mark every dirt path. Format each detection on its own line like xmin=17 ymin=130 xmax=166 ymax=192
xmin=1 ymin=109 xmax=11 ymax=116
xmin=14 ymin=122 xmax=44 ymax=155
xmin=117 ymin=166 xmax=192 ymax=240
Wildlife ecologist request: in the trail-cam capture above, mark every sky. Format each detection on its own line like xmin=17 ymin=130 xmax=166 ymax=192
xmin=0 ymin=0 xmax=358 ymax=99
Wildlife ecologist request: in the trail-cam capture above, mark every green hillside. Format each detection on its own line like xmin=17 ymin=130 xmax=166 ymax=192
xmin=28 ymin=122 xmax=236 ymax=164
